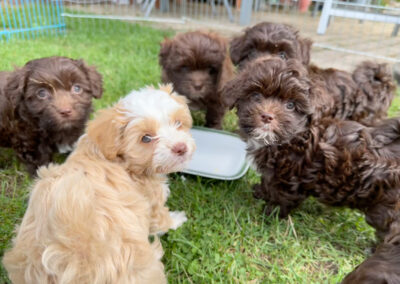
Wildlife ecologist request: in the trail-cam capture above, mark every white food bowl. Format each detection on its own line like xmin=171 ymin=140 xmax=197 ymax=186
xmin=181 ymin=127 xmax=250 ymax=180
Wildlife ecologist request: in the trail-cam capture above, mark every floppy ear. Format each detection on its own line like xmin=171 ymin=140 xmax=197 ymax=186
xmin=229 ymin=34 xmax=247 ymax=66
xmin=159 ymin=38 xmax=173 ymax=67
xmin=217 ymin=54 xmax=235 ymax=92
xmin=299 ymin=37 xmax=313 ymax=65
xmin=87 ymin=107 xmax=122 ymax=160
xmin=76 ymin=59 xmax=103 ymax=99
xmin=221 ymin=76 xmax=246 ymax=110
xmin=4 ymin=67 xmax=28 ymax=111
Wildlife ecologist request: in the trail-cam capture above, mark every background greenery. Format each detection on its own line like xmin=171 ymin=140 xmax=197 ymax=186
xmin=1 ymin=19 xmax=399 ymax=283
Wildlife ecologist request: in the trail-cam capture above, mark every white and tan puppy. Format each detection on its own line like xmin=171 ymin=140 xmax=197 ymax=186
xmin=2 ymin=84 xmax=195 ymax=284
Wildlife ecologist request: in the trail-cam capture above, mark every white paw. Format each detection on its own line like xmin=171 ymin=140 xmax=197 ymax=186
xmin=169 ymin=211 xmax=187 ymax=230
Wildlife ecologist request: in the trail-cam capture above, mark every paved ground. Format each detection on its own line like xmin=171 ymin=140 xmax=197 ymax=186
xmin=64 ymin=1 xmax=400 ymax=72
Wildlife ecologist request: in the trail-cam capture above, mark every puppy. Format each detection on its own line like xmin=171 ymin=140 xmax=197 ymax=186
xmin=159 ymin=31 xmax=235 ymax=129
xmin=222 ymin=56 xmax=400 ymax=241
xmin=2 ymin=85 xmax=195 ymax=284
xmin=0 ymin=56 xmax=103 ymax=174
xmin=342 ymin=241 xmax=400 ymax=283
xmin=342 ymin=222 xmax=400 ymax=283
xmin=230 ymin=22 xmax=395 ymax=125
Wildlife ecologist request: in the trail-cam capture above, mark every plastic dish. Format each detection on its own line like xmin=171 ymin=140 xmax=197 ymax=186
xmin=181 ymin=127 xmax=250 ymax=180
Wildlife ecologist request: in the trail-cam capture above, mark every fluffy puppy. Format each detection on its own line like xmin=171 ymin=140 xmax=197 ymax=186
xmin=0 ymin=56 xmax=103 ymax=174
xmin=230 ymin=22 xmax=395 ymax=125
xmin=2 ymin=85 xmax=195 ymax=284
xmin=342 ymin=221 xmax=400 ymax=283
xmin=159 ymin=31 xmax=235 ymax=129
xmin=222 ymin=56 xmax=400 ymax=241
xmin=342 ymin=241 xmax=400 ymax=283
xmin=230 ymin=22 xmax=312 ymax=69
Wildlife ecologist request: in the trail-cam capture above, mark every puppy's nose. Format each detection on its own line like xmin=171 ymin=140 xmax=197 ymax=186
xmin=172 ymin=143 xmax=188 ymax=156
xmin=193 ymin=83 xmax=203 ymax=91
xmin=59 ymin=108 xmax=72 ymax=117
xmin=261 ymin=113 xmax=274 ymax=124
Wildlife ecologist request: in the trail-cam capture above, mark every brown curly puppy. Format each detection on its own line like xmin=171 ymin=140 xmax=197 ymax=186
xmin=342 ymin=242 xmax=400 ymax=283
xmin=159 ymin=31 xmax=234 ymax=129
xmin=230 ymin=22 xmax=396 ymax=125
xmin=222 ymin=56 xmax=400 ymax=242
xmin=0 ymin=56 xmax=103 ymax=174
xmin=342 ymin=220 xmax=400 ymax=283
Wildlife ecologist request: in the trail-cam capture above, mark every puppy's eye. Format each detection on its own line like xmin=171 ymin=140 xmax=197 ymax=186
xmin=141 ymin=135 xmax=152 ymax=143
xmin=278 ymin=52 xmax=287 ymax=60
xmin=286 ymin=101 xmax=295 ymax=110
xmin=251 ymin=93 xmax=262 ymax=100
xmin=37 ymin=88 xmax=49 ymax=99
xmin=180 ymin=66 xmax=189 ymax=72
xmin=209 ymin=67 xmax=217 ymax=75
xmin=175 ymin=120 xmax=182 ymax=128
xmin=71 ymin=84 xmax=83 ymax=95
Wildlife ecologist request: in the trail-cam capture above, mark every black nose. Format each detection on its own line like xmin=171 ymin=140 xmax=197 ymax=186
xmin=193 ymin=84 xmax=203 ymax=91
xmin=261 ymin=113 xmax=273 ymax=124
xmin=59 ymin=108 xmax=72 ymax=117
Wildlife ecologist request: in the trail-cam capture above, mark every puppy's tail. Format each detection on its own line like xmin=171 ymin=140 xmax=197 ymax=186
xmin=352 ymin=61 xmax=396 ymax=122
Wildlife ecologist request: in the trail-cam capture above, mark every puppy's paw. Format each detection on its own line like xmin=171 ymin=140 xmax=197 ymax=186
xmin=169 ymin=211 xmax=187 ymax=230
xmin=253 ymin=184 xmax=266 ymax=200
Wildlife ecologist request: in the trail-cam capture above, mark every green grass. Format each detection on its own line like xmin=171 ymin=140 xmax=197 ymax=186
xmin=0 ymin=19 xmax=399 ymax=283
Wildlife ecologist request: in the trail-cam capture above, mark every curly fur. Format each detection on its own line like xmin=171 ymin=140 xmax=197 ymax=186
xmin=159 ymin=31 xmax=235 ymax=129
xmin=352 ymin=61 xmax=396 ymax=125
xmin=230 ymin=22 xmax=396 ymax=125
xmin=342 ymin=225 xmax=400 ymax=284
xmin=2 ymin=85 xmax=195 ymax=284
xmin=0 ymin=56 xmax=103 ymax=174
xmin=222 ymin=56 xmax=400 ymax=242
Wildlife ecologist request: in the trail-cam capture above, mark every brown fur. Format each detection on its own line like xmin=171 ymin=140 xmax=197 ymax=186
xmin=222 ymin=56 xmax=400 ymax=243
xmin=159 ymin=31 xmax=235 ymax=129
xmin=0 ymin=56 xmax=103 ymax=174
xmin=2 ymin=85 xmax=195 ymax=284
xmin=342 ymin=224 xmax=400 ymax=283
xmin=230 ymin=22 xmax=396 ymax=125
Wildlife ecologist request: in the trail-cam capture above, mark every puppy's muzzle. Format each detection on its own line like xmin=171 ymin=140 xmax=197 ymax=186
xmin=172 ymin=143 xmax=188 ymax=156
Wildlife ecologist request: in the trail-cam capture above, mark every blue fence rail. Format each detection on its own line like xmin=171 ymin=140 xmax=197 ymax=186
xmin=0 ymin=0 xmax=66 ymax=41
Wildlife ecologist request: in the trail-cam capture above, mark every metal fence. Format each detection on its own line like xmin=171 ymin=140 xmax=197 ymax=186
xmin=1 ymin=0 xmax=400 ymax=69
xmin=1 ymin=0 xmax=65 ymax=41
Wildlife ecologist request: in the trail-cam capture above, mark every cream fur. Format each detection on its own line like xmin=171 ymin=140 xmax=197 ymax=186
xmin=2 ymin=85 xmax=195 ymax=284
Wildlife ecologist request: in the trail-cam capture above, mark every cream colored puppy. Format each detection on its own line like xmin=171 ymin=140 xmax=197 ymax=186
xmin=2 ymin=85 xmax=195 ymax=284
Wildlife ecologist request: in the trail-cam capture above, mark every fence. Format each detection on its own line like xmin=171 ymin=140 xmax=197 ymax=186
xmin=1 ymin=0 xmax=65 ymax=41
xmin=1 ymin=0 xmax=400 ymax=69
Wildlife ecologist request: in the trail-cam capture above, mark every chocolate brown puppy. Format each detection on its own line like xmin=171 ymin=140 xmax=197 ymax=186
xmin=0 ymin=56 xmax=103 ymax=174
xmin=222 ymin=56 xmax=400 ymax=242
xmin=159 ymin=31 xmax=234 ymax=129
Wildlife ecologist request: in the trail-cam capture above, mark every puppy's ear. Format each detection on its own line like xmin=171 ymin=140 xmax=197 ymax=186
xmin=87 ymin=108 xmax=122 ymax=160
xmin=217 ymin=54 xmax=235 ymax=92
xmin=159 ymin=38 xmax=173 ymax=67
xmin=229 ymin=35 xmax=247 ymax=66
xmin=4 ymin=67 xmax=28 ymax=110
xmin=76 ymin=59 xmax=103 ymax=99
xmin=221 ymin=76 xmax=245 ymax=110
xmin=299 ymin=37 xmax=313 ymax=65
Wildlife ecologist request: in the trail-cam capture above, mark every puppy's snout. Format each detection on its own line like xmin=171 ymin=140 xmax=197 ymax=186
xmin=261 ymin=113 xmax=274 ymax=124
xmin=193 ymin=83 xmax=203 ymax=91
xmin=172 ymin=143 xmax=188 ymax=156
xmin=59 ymin=108 xmax=72 ymax=117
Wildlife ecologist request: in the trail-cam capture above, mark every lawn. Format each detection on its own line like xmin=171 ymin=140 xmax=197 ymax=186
xmin=0 ymin=19 xmax=399 ymax=283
